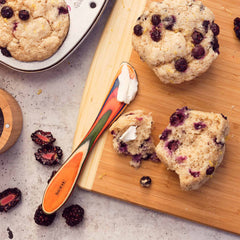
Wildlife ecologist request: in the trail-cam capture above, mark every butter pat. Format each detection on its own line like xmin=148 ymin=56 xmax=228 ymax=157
xmin=119 ymin=126 xmax=137 ymax=142
xmin=117 ymin=63 xmax=138 ymax=104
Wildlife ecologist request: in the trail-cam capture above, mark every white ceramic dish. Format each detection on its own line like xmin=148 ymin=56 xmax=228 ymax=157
xmin=0 ymin=0 xmax=109 ymax=72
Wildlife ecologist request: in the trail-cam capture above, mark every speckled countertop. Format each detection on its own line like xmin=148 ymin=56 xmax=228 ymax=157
xmin=0 ymin=1 xmax=239 ymax=240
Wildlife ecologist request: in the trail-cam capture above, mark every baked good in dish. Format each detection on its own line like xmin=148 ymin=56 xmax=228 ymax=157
xmin=155 ymin=107 xmax=229 ymax=190
xmin=109 ymin=110 xmax=160 ymax=168
xmin=132 ymin=0 xmax=220 ymax=84
xmin=0 ymin=0 xmax=70 ymax=61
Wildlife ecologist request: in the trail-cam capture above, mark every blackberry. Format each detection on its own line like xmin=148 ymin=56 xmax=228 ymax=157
xmin=62 ymin=205 xmax=84 ymax=226
xmin=0 ymin=188 xmax=21 ymax=212
xmin=35 ymin=145 xmax=62 ymax=165
xmin=31 ymin=130 xmax=56 ymax=146
xmin=34 ymin=205 xmax=56 ymax=226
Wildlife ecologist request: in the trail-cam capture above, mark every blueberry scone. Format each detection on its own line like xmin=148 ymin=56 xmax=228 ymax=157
xmin=132 ymin=0 xmax=220 ymax=84
xmin=109 ymin=110 xmax=160 ymax=168
xmin=0 ymin=0 xmax=70 ymax=61
xmin=155 ymin=107 xmax=229 ymax=190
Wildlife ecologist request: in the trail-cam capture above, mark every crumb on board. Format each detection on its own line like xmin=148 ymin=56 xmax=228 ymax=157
xmin=98 ymin=173 xmax=107 ymax=179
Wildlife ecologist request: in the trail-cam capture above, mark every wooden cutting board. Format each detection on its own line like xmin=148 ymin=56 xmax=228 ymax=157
xmin=73 ymin=0 xmax=240 ymax=234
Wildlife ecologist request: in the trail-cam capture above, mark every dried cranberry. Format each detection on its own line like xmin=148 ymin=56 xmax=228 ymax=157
xmin=170 ymin=107 xmax=189 ymax=127
xmin=211 ymin=36 xmax=219 ymax=53
xmin=19 ymin=10 xmax=29 ymax=20
xmin=0 ymin=47 xmax=11 ymax=57
xmin=62 ymin=204 xmax=84 ymax=226
xmin=194 ymin=121 xmax=206 ymax=130
xmin=191 ymin=31 xmax=204 ymax=45
xmin=189 ymin=169 xmax=200 ymax=178
xmin=34 ymin=205 xmax=56 ymax=226
xmin=58 ymin=6 xmax=68 ymax=14
xmin=206 ymin=166 xmax=215 ymax=175
xmin=210 ymin=22 xmax=220 ymax=36
xmin=163 ymin=15 xmax=176 ymax=30
xmin=166 ymin=140 xmax=180 ymax=152
xmin=31 ymin=130 xmax=56 ymax=146
xmin=0 ymin=188 xmax=21 ymax=212
xmin=192 ymin=45 xmax=205 ymax=59
xmin=150 ymin=27 xmax=161 ymax=42
xmin=140 ymin=176 xmax=152 ymax=187
xmin=174 ymin=58 xmax=188 ymax=72
xmin=176 ymin=156 xmax=187 ymax=163
xmin=35 ymin=145 xmax=63 ymax=165
xmin=160 ymin=128 xmax=172 ymax=141
xmin=47 ymin=170 xmax=57 ymax=184
xmin=151 ymin=14 xmax=161 ymax=26
xmin=1 ymin=6 xmax=13 ymax=18
xmin=202 ymin=20 xmax=210 ymax=33
xmin=133 ymin=24 xmax=143 ymax=36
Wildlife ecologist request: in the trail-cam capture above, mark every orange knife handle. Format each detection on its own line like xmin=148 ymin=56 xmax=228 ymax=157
xmin=42 ymin=141 xmax=90 ymax=214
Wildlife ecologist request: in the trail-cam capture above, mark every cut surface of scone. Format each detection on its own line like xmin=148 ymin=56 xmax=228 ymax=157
xmin=132 ymin=0 xmax=220 ymax=84
xmin=109 ymin=110 xmax=160 ymax=168
xmin=155 ymin=107 xmax=229 ymax=190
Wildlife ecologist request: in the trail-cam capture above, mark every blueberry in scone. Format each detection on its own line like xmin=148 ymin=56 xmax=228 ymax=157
xmin=132 ymin=0 xmax=220 ymax=84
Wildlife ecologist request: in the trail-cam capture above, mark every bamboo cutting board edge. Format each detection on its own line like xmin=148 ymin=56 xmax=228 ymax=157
xmin=73 ymin=0 xmax=147 ymax=189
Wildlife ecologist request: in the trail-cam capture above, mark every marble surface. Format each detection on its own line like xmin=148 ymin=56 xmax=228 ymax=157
xmin=0 ymin=1 xmax=239 ymax=239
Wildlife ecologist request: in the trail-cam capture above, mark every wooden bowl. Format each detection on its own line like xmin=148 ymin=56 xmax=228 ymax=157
xmin=0 ymin=89 xmax=23 ymax=153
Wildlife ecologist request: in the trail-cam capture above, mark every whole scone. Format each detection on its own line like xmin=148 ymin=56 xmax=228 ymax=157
xmin=0 ymin=0 xmax=70 ymax=62
xmin=132 ymin=0 xmax=220 ymax=84
xmin=155 ymin=107 xmax=229 ymax=190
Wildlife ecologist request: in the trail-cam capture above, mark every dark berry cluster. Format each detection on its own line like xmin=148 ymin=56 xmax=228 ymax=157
xmin=0 ymin=188 xmax=21 ymax=212
xmin=31 ymin=130 xmax=63 ymax=166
